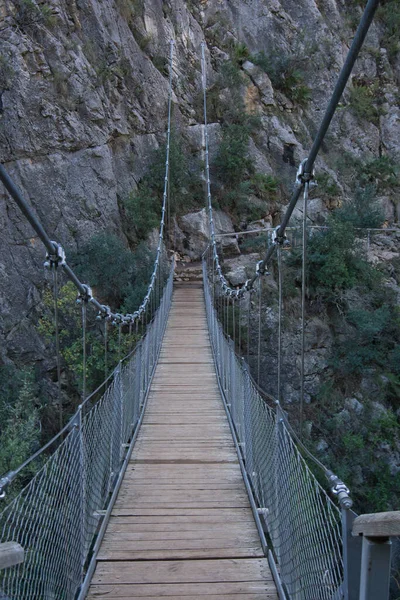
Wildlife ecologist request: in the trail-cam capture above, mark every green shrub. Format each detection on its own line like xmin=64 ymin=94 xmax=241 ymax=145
xmin=331 ymin=303 xmax=398 ymax=376
xmin=250 ymin=51 xmax=310 ymax=106
xmin=70 ymin=233 xmax=136 ymax=305
xmin=317 ymin=172 xmax=340 ymax=198
xmin=0 ymin=367 xmax=41 ymax=487
xmin=124 ymin=133 xmax=203 ymax=241
xmin=336 ymin=185 xmax=385 ymax=229
xmin=305 ymin=218 xmax=375 ymax=296
xmin=232 ymin=43 xmax=250 ymax=66
xmin=151 ymin=55 xmax=169 ymax=76
xmin=249 ymin=173 xmax=278 ymax=199
xmin=348 ymin=81 xmax=383 ymax=124
xmin=124 ymin=184 xmax=161 ymax=241
xmin=360 ymin=156 xmax=399 ymax=190
xmin=214 ymin=123 xmax=253 ymax=187
xmin=376 ymin=0 xmax=400 ymax=59
xmin=15 ymin=0 xmax=55 ymax=28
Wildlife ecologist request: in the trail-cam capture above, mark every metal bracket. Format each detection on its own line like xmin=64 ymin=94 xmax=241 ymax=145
xmin=0 ymin=472 xmax=14 ymax=499
xmin=44 ymin=242 xmax=66 ymax=269
xmin=296 ymin=158 xmax=316 ymax=186
xmin=112 ymin=314 xmax=124 ymax=326
xmin=77 ymin=284 xmax=93 ymax=304
xmin=256 ymin=260 xmax=269 ymax=277
xmin=328 ymin=471 xmax=353 ymax=509
xmin=96 ymin=305 xmax=111 ymax=321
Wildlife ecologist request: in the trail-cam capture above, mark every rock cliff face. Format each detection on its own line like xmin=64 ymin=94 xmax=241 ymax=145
xmin=0 ymin=0 xmax=399 ymax=376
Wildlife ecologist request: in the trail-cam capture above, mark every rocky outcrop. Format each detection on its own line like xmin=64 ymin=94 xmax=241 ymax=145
xmin=0 ymin=0 xmax=399 ymax=380
xmin=176 ymin=208 xmax=239 ymax=260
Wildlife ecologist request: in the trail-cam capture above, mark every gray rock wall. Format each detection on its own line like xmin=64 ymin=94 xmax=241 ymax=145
xmin=0 ymin=0 xmax=399 ymax=378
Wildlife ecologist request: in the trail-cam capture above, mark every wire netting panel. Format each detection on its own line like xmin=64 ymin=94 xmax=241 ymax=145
xmin=0 ymin=266 xmax=174 ymax=600
xmin=203 ymin=266 xmax=343 ymax=600
xmin=0 ymin=430 xmax=83 ymax=599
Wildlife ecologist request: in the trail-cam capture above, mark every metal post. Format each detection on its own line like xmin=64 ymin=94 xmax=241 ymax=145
xmin=119 ymin=360 xmax=124 ymax=459
xmin=342 ymin=509 xmax=362 ymax=600
xmin=359 ymin=537 xmax=391 ymax=600
xmin=76 ymin=405 xmax=86 ymax=575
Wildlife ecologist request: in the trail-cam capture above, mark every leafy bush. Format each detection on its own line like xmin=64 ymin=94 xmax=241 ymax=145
xmin=232 ymin=43 xmax=250 ymax=66
xmin=305 ymin=217 xmax=376 ymax=297
xmin=214 ymin=123 xmax=253 ymax=187
xmin=360 ymin=156 xmax=399 ymax=190
xmin=70 ymin=233 xmax=136 ymax=305
xmin=312 ymin=396 xmax=400 ymax=513
xmin=348 ymin=80 xmax=383 ymax=124
xmin=376 ymin=0 xmax=400 ymax=59
xmin=124 ymin=134 xmax=203 ymax=241
xmin=15 ymin=0 xmax=56 ymax=28
xmin=336 ymin=185 xmax=385 ymax=229
xmin=317 ymin=172 xmax=340 ymax=198
xmin=38 ymin=279 xmax=140 ymax=398
xmin=250 ymin=51 xmax=310 ymax=106
xmin=331 ymin=302 xmax=399 ymax=377
xmin=124 ymin=184 xmax=160 ymax=241
xmin=0 ymin=367 xmax=41 ymax=486
xmin=249 ymin=173 xmax=278 ymax=200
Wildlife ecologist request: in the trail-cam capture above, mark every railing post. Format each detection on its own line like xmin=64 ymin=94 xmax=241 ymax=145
xmin=76 ymin=404 xmax=86 ymax=577
xmin=342 ymin=509 xmax=362 ymax=600
xmin=352 ymin=511 xmax=400 ymax=600
xmin=119 ymin=360 xmax=125 ymax=458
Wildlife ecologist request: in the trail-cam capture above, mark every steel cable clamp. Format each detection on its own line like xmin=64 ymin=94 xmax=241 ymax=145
xmin=44 ymin=242 xmax=66 ymax=269
xmin=327 ymin=471 xmax=353 ymax=509
xmin=96 ymin=305 xmax=111 ymax=321
xmin=271 ymin=225 xmax=290 ymax=248
xmin=0 ymin=472 xmax=15 ymax=499
xmin=296 ymin=158 xmax=316 ymax=186
xmin=256 ymin=260 xmax=269 ymax=277
xmin=77 ymin=284 xmax=93 ymax=304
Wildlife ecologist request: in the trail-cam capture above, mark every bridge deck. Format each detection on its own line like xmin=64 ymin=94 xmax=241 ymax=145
xmin=87 ymin=284 xmax=278 ymax=599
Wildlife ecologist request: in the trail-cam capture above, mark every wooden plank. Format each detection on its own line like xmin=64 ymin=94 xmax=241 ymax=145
xmin=102 ymin=530 xmax=261 ymax=543
xmin=110 ymin=508 xmax=253 ymax=518
xmin=106 ymin=522 xmax=258 ymax=533
xmin=97 ymin=547 xmax=264 ymax=561
xmin=87 ymin=585 xmax=277 ymax=600
xmin=87 ymin=582 xmax=275 ymax=598
xmin=92 ymin=558 xmax=273 ymax=585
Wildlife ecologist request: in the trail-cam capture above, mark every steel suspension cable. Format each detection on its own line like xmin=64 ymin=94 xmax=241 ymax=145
xmin=81 ymin=301 xmax=87 ymax=403
xmin=300 ymin=182 xmax=309 ymax=439
xmin=277 ymin=245 xmax=283 ymax=405
xmin=257 ymin=277 xmax=262 ymax=386
xmin=52 ymin=267 xmax=63 ymax=430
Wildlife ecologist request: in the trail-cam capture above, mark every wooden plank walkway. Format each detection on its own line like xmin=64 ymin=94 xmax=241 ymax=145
xmin=87 ymin=283 xmax=278 ymax=599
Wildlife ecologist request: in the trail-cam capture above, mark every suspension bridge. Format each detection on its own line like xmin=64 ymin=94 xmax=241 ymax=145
xmin=0 ymin=0 xmax=399 ymax=598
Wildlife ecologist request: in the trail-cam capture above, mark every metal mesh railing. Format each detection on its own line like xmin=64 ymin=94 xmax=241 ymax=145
xmin=203 ymin=262 xmax=343 ymax=600
xmin=0 ymin=264 xmax=174 ymax=600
